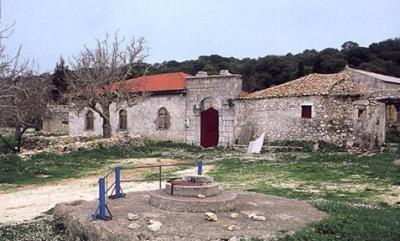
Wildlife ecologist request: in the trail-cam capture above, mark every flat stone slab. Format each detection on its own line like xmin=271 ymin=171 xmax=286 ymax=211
xmin=150 ymin=189 xmax=236 ymax=212
xmin=53 ymin=191 xmax=326 ymax=241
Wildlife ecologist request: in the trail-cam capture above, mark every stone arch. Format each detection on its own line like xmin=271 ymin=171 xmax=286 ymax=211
xmin=156 ymin=107 xmax=171 ymax=130
xmin=199 ymin=97 xmax=219 ymax=147
xmin=200 ymin=97 xmax=218 ymax=112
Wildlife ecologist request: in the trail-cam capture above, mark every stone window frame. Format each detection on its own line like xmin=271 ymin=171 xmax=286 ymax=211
xmin=301 ymin=105 xmax=312 ymax=119
xmin=156 ymin=107 xmax=171 ymax=130
xmin=118 ymin=109 xmax=128 ymax=130
xmin=356 ymin=105 xmax=367 ymax=120
xmin=85 ymin=110 xmax=95 ymax=131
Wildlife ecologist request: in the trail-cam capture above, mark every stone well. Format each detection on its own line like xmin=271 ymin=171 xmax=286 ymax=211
xmin=149 ymin=174 xmax=238 ymax=212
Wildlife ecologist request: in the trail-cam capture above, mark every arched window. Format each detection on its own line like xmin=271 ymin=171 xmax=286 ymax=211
xmin=157 ymin=107 xmax=170 ymax=130
xmin=119 ymin=109 xmax=128 ymax=130
xmin=85 ymin=110 xmax=94 ymax=130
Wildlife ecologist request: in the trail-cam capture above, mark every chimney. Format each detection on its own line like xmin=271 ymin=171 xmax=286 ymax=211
xmin=195 ymin=71 xmax=208 ymax=77
xmin=219 ymin=69 xmax=231 ymax=75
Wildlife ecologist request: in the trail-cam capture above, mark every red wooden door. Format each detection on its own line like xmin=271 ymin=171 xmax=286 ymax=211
xmin=200 ymin=108 xmax=219 ymax=147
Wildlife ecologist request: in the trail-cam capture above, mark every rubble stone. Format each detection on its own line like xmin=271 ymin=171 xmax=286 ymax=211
xmin=205 ymin=212 xmax=218 ymax=222
xmin=20 ymin=133 xmax=143 ymax=158
xmin=127 ymin=213 xmax=139 ymax=221
xmin=248 ymin=213 xmax=266 ymax=221
xmin=128 ymin=222 xmax=141 ymax=229
xmin=230 ymin=213 xmax=239 ymax=219
xmin=147 ymin=220 xmax=162 ymax=232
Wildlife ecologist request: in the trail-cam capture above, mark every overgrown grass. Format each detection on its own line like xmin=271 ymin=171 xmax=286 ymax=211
xmin=33 ymin=132 xmax=67 ymax=137
xmin=0 ymin=140 xmax=227 ymax=189
xmin=0 ymin=134 xmax=16 ymax=154
xmin=267 ymin=140 xmax=346 ymax=152
xmin=279 ymin=201 xmax=400 ymax=241
xmin=210 ymin=152 xmax=400 ymax=241
xmin=0 ymin=218 xmax=65 ymax=241
xmin=212 ymin=153 xmax=400 ymax=204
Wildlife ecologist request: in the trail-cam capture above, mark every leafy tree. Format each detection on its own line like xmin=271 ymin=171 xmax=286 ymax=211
xmin=50 ymin=57 xmax=69 ymax=102
xmin=296 ymin=61 xmax=306 ymax=78
xmin=341 ymin=41 xmax=360 ymax=51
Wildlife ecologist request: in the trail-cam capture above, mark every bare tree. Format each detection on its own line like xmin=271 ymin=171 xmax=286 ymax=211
xmin=0 ymin=72 xmax=50 ymax=152
xmin=66 ymin=33 xmax=148 ymax=138
xmin=0 ymin=4 xmax=51 ymax=153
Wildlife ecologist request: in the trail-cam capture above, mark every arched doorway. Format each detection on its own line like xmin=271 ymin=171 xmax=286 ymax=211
xmin=200 ymin=98 xmax=219 ymax=147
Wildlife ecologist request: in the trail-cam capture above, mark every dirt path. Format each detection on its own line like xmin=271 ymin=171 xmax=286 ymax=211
xmin=0 ymin=158 xmax=213 ymax=223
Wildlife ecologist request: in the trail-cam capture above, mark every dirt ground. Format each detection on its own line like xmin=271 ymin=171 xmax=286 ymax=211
xmin=0 ymin=158 xmax=207 ymax=223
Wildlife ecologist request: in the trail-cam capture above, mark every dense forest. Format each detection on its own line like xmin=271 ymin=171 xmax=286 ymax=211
xmin=52 ymin=38 xmax=400 ymax=97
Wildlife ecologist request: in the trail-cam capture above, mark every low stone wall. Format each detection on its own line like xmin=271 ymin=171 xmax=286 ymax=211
xmin=21 ymin=133 xmax=143 ymax=157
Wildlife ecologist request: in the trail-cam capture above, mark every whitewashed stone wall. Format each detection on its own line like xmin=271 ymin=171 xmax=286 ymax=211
xmin=69 ymin=108 xmax=103 ymax=137
xmin=69 ymin=94 xmax=187 ymax=142
xmin=185 ymin=73 xmax=242 ymax=146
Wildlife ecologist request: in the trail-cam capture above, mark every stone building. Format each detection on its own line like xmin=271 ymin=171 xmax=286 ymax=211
xmin=236 ymin=67 xmax=400 ymax=149
xmin=67 ymin=67 xmax=400 ymax=150
xmin=68 ymin=70 xmax=242 ymax=147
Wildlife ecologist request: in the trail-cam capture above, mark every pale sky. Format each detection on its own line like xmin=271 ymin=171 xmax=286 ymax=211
xmin=2 ymin=0 xmax=400 ymax=73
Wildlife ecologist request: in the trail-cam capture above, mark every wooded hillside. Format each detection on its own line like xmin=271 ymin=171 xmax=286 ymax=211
xmin=52 ymin=38 xmax=400 ymax=94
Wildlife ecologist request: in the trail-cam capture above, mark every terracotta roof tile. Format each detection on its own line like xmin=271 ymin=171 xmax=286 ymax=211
xmin=111 ymin=72 xmax=191 ymax=93
xmin=239 ymin=72 xmax=374 ymax=100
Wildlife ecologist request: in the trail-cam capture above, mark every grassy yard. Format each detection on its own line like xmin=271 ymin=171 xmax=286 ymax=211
xmin=1 ymin=142 xmax=400 ymax=240
xmin=0 ymin=140 xmax=230 ymax=190
xmin=210 ymin=152 xmax=400 ymax=240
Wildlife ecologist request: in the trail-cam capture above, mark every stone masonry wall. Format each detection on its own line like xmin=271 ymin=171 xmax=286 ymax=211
xmin=42 ymin=107 xmax=69 ymax=134
xmin=186 ymin=73 xmax=242 ymax=146
xmin=345 ymin=69 xmax=400 ymax=89
xmin=235 ymin=95 xmax=367 ymax=147
xmin=69 ymin=94 xmax=187 ymax=142
xmin=351 ymin=97 xmax=386 ymax=150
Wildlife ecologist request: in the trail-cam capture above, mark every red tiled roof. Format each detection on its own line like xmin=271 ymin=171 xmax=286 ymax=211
xmin=111 ymin=72 xmax=191 ymax=93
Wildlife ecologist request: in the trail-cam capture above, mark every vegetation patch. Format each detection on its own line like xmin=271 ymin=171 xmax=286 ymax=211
xmin=0 ymin=218 xmax=65 ymax=241
xmin=266 ymin=140 xmax=346 ymax=153
xmin=0 ymin=140 xmax=231 ymax=190
xmin=210 ymin=152 xmax=400 ymax=240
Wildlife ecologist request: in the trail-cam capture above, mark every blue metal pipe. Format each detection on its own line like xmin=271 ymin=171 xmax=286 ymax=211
xmin=114 ymin=167 xmax=125 ymax=198
xmin=98 ymin=178 xmax=106 ymax=219
xmin=197 ymin=160 xmax=203 ymax=175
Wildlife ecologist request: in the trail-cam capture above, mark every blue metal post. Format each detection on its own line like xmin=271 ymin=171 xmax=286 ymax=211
xmin=98 ymin=177 xmax=107 ymax=219
xmin=197 ymin=160 xmax=203 ymax=175
xmin=114 ymin=167 xmax=125 ymax=198
xmin=93 ymin=177 xmax=112 ymax=220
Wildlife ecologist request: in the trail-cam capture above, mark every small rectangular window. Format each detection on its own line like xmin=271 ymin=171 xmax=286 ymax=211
xmin=301 ymin=105 xmax=312 ymax=119
xmin=358 ymin=108 xmax=366 ymax=119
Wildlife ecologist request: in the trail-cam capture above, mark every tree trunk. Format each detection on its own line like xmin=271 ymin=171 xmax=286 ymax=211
xmin=102 ymin=118 xmax=112 ymax=138
xmin=100 ymin=103 xmax=112 ymax=138
xmin=15 ymin=126 xmax=22 ymax=153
